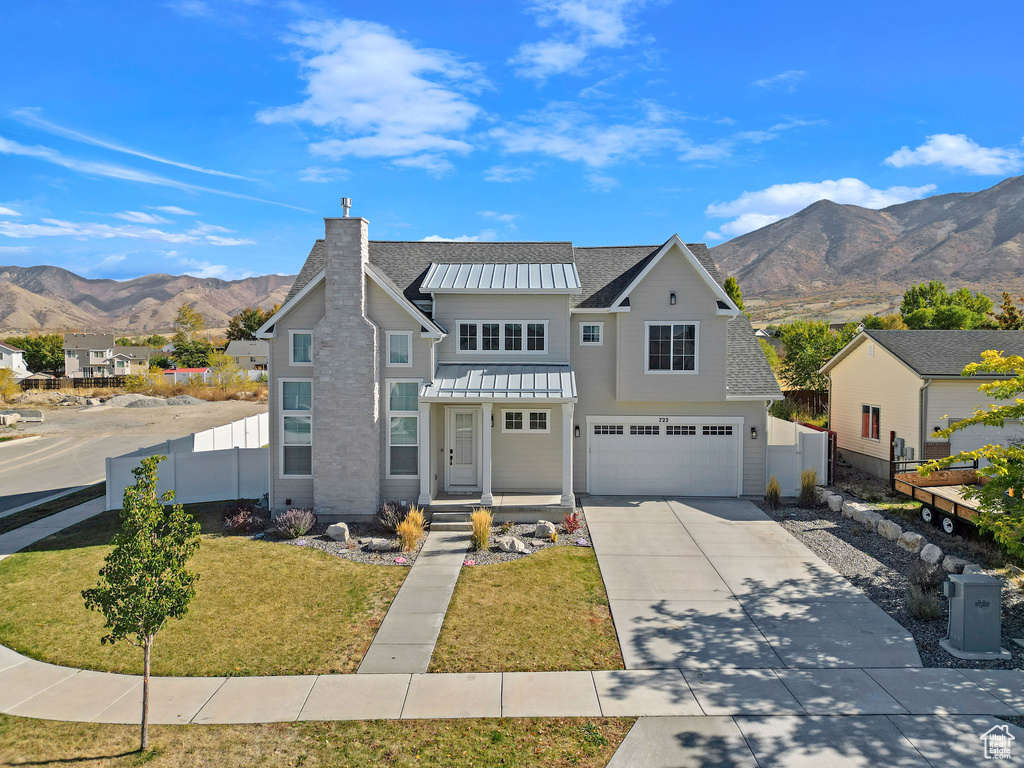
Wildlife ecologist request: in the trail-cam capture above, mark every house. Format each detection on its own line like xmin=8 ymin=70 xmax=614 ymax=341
xmin=0 ymin=341 xmax=31 ymax=379
xmin=63 ymin=334 xmax=153 ymax=378
xmin=225 ymin=339 xmax=269 ymax=371
xmin=256 ymin=212 xmax=782 ymax=517
xmin=821 ymin=330 xmax=1024 ymax=478
xmin=161 ymin=367 xmax=211 ymax=385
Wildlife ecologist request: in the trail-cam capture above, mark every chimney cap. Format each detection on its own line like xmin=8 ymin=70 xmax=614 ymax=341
xmin=340 ymin=197 xmax=352 ymax=216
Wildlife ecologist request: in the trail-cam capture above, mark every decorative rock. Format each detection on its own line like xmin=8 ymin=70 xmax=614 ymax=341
xmin=962 ymin=563 xmax=984 ymax=574
xmin=827 ymin=494 xmax=844 ymax=513
xmin=534 ymin=520 xmax=557 ymax=540
xmin=876 ymin=519 xmax=903 ymax=541
xmin=897 ymin=531 xmax=926 ymax=554
xmin=495 ymin=536 xmax=530 ymax=554
xmin=920 ymin=543 xmax=944 ymax=565
xmin=815 ymin=487 xmax=831 ymax=503
xmin=856 ymin=509 xmax=883 ymax=531
xmin=530 ymin=540 xmax=545 ymax=547
xmin=326 ymin=522 xmax=350 ymax=544
xmin=942 ymin=555 xmax=970 ymax=574
xmin=841 ymin=501 xmax=865 ymax=519
xmin=365 ymin=538 xmax=394 ymax=552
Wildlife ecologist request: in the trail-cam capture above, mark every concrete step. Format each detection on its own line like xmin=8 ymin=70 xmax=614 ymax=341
xmin=431 ymin=522 xmax=473 ymax=531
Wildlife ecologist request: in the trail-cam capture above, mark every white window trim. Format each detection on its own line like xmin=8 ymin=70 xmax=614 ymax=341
xmin=579 ymin=321 xmax=604 ymax=346
xmin=280 ymin=377 xmax=313 ymax=479
xmin=386 ymin=331 xmax=413 ymax=368
xmin=455 ymin=320 xmax=549 ymax=354
xmin=501 ymin=408 xmax=552 ymax=434
xmin=861 ymin=404 xmax=881 ymax=442
xmin=386 ymin=378 xmax=422 ymax=479
xmin=288 ymin=330 xmax=314 ymax=367
xmin=644 ymin=320 xmax=700 ymax=375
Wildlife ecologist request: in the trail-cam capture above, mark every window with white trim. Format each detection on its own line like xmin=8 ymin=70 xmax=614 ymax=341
xmin=90 ymin=350 xmax=105 ymax=361
xmin=593 ymin=424 xmax=623 ymax=435
xmin=459 ymin=323 xmax=477 ymax=351
xmin=703 ymin=425 xmax=733 ymax=436
xmin=388 ymin=381 xmax=420 ymax=476
xmin=290 ymin=331 xmax=312 ymax=365
xmin=666 ymin=425 xmax=696 ymax=436
xmin=456 ymin=321 xmax=548 ymax=353
xmin=502 ymin=409 xmax=551 ymax=433
xmin=386 ymin=331 xmax=412 ymax=367
xmin=281 ymin=380 xmax=312 ymax=476
xmin=646 ymin=322 xmax=698 ymax=373
xmin=630 ymin=425 xmax=660 ymax=435
xmin=580 ymin=323 xmax=603 ymax=346
xmin=861 ymin=405 xmax=880 ymax=441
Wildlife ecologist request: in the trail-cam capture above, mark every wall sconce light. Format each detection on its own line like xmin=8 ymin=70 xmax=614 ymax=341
xmin=669 ymin=291 xmax=677 ymax=305
xmin=574 ymin=425 xmax=581 ymax=438
xmin=750 ymin=426 xmax=757 ymax=440
xmin=491 ymin=413 xmax=494 ymax=428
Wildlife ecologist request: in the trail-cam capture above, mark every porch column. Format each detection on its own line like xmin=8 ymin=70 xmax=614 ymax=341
xmin=561 ymin=402 xmax=575 ymax=507
xmin=417 ymin=402 xmax=431 ymax=506
xmin=481 ymin=402 xmax=494 ymax=506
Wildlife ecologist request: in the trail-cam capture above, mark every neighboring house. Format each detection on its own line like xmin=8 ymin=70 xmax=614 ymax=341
xmin=162 ymin=367 xmax=211 ymax=384
xmin=225 ymin=340 xmax=269 ymax=370
xmin=63 ymin=334 xmax=152 ymax=377
xmin=0 ymin=341 xmax=31 ymax=379
xmin=256 ymin=213 xmax=781 ymax=517
xmin=821 ymin=330 xmax=1024 ymax=478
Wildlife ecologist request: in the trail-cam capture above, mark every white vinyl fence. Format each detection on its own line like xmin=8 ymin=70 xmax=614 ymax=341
xmin=766 ymin=416 xmax=829 ymax=496
xmin=105 ymin=412 xmax=269 ymax=510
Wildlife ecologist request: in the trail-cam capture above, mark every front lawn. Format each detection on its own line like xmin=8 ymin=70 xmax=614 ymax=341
xmin=430 ymin=547 xmax=623 ymax=673
xmin=0 ymin=715 xmax=633 ymax=767
xmin=0 ymin=502 xmax=406 ymax=676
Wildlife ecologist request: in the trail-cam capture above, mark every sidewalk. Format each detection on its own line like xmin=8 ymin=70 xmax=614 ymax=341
xmin=0 ymin=496 xmax=106 ymax=562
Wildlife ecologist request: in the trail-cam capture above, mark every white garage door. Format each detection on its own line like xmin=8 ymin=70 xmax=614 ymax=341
xmin=588 ymin=417 xmax=743 ymax=496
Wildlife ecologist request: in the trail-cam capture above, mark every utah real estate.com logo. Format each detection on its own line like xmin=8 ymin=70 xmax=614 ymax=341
xmin=980 ymin=724 xmax=1015 ymax=760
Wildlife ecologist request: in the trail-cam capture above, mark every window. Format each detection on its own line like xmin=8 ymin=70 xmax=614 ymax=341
xmin=290 ymin=331 xmax=312 ymax=365
xmin=630 ymin=425 xmax=659 ymax=435
xmin=455 ymin=321 xmax=548 ymax=353
xmin=482 ymin=323 xmax=500 ymax=351
xmin=504 ymin=323 xmax=523 ymax=351
xmin=527 ymin=323 xmax=545 ymax=351
xmin=861 ymin=405 xmax=881 ymax=441
xmin=387 ymin=331 xmax=412 ymax=367
xmin=459 ymin=323 xmax=477 ymax=351
xmin=90 ymin=350 xmax=105 ymax=361
xmin=281 ymin=380 xmax=312 ymax=477
xmin=388 ymin=381 xmax=420 ymax=476
xmin=666 ymin=425 xmax=696 ymax=436
xmin=593 ymin=424 xmax=623 ymax=435
xmin=502 ymin=409 xmax=550 ymax=433
xmin=647 ymin=322 xmax=697 ymax=373
xmin=580 ymin=323 xmax=603 ymax=346
xmin=703 ymin=425 xmax=733 ymax=436
xmin=115 ymin=359 xmax=126 ymax=370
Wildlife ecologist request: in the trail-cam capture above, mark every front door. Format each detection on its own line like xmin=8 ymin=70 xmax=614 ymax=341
xmin=446 ymin=407 xmax=479 ymax=489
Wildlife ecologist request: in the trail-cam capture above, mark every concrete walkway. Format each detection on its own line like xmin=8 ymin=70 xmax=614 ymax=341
xmin=357 ymin=530 xmax=469 ymax=674
xmin=0 ymin=496 xmax=106 ymax=562
xmin=585 ymin=496 xmax=922 ymax=670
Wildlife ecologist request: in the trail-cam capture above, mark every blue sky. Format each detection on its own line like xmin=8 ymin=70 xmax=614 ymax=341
xmin=0 ymin=0 xmax=1021 ymax=281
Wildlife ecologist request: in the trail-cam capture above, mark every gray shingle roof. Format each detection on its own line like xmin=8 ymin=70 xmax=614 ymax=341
xmin=225 ymin=340 xmax=269 ymax=357
xmin=727 ymin=315 xmax=784 ymax=398
xmin=865 ymin=330 xmax=1024 ymax=376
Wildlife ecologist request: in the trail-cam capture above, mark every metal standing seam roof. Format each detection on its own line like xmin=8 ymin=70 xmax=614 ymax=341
xmin=421 ymin=263 xmax=581 ymax=293
xmin=420 ymin=364 xmax=577 ymax=400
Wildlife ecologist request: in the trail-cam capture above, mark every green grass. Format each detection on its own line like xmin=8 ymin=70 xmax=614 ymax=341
xmin=0 ymin=483 xmax=106 ymax=536
xmin=0 ymin=434 xmax=35 ymax=444
xmin=430 ymin=547 xmax=624 ymax=673
xmin=0 ymin=502 xmax=406 ymax=676
xmin=0 ymin=715 xmax=633 ymax=767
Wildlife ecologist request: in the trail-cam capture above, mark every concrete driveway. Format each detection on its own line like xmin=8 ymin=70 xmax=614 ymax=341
xmin=584 ymin=496 xmax=921 ymax=670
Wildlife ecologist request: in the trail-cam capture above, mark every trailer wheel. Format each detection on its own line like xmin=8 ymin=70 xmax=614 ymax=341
xmin=921 ymin=507 xmax=935 ymax=525
xmin=940 ymin=514 xmax=956 ymax=535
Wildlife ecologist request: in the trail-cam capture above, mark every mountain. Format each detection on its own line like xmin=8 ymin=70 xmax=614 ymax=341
xmin=710 ymin=175 xmax=1024 ymax=323
xmin=0 ymin=266 xmax=295 ymax=334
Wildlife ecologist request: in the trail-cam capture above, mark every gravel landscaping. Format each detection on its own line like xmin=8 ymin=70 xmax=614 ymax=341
xmin=462 ymin=509 xmax=593 ymax=565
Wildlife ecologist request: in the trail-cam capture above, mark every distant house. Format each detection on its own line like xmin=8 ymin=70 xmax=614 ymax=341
xmin=225 ymin=340 xmax=269 ymax=371
xmin=63 ymin=334 xmax=153 ymax=378
xmin=0 ymin=341 xmax=31 ymax=379
xmin=162 ymin=367 xmax=211 ymax=384
xmin=821 ymin=330 xmax=1024 ymax=477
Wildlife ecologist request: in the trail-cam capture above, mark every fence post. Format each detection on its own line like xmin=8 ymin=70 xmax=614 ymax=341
xmin=167 ymin=453 xmax=176 ymax=499
xmin=234 ymin=446 xmax=241 ymax=499
xmin=105 ymin=456 xmax=113 ymax=510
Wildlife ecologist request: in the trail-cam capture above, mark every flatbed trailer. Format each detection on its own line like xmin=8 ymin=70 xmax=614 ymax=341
xmin=891 ymin=460 xmax=981 ymax=535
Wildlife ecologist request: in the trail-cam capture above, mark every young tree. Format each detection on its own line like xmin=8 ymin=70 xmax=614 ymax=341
xmin=922 ymin=351 xmax=1024 ymax=559
xmin=143 ymin=334 xmax=168 ymax=348
xmin=82 ymin=456 xmax=200 ymax=752
xmin=226 ymin=306 xmax=272 ymax=341
xmin=172 ymin=304 xmax=205 ymax=345
xmin=993 ymin=292 xmax=1024 ymax=330
xmin=207 ymin=350 xmax=246 ymax=389
xmin=171 ymin=339 xmax=213 ymax=369
xmin=777 ymin=320 xmax=857 ymax=394
xmin=758 ymin=337 xmax=781 ymax=380
xmin=861 ymin=313 xmax=907 ymax=330
xmin=115 ymin=337 xmax=136 ymax=347
xmin=723 ymin=276 xmax=745 ymax=311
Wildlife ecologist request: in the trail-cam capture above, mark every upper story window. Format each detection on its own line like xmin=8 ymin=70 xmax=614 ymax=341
xmin=862 ymin=405 xmax=881 ymax=441
xmin=290 ymin=331 xmax=313 ymax=365
xmin=90 ymin=350 xmax=105 ymax=360
xmin=646 ymin=322 xmax=698 ymax=374
xmin=458 ymin=320 xmax=547 ymax=354
xmin=580 ymin=322 xmax=603 ymax=346
xmin=387 ymin=331 xmax=412 ymax=367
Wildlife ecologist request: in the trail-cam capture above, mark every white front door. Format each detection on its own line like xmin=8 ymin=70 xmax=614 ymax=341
xmin=447 ymin=408 xmax=479 ymax=488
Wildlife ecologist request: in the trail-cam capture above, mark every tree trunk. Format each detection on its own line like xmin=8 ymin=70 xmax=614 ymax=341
xmin=141 ymin=636 xmax=152 ymax=752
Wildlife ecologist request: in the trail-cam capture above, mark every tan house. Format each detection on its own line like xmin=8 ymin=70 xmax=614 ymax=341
xmin=255 ymin=210 xmax=781 ymax=518
xmin=63 ymin=334 xmax=152 ymax=378
xmin=224 ymin=340 xmax=269 ymax=371
xmin=821 ymin=330 xmax=1024 ymax=478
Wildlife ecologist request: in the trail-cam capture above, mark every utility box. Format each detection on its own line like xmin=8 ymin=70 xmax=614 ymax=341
xmin=940 ymin=573 xmax=1011 ymax=660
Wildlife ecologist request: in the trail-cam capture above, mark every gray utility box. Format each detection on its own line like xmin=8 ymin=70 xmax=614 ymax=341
xmin=940 ymin=573 xmax=1011 ymax=660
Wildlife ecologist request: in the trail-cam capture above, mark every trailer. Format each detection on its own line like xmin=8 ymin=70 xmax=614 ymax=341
xmin=890 ymin=459 xmax=982 ymax=536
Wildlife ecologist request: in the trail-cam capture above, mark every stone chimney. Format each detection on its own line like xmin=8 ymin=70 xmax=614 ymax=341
xmin=312 ymin=215 xmax=381 ymax=516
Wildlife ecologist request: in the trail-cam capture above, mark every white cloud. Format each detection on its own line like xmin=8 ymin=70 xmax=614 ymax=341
xmin=512 ymin=0 xmax=648 ymax=80
xmin=480 ymin=211 xmax=519 ymax=225
xmin=187 ymin=222 xmax=234 ymax=235
xmin=586 ymin=172 xmax=619 ymax=191
xmin=390 ymin=153 xmax=455 ymax=176
xmin=258 ymin=19 xmax=486 ymax=172
xmin=704 ymin=178 xmax=937 ymax=239
xmin=0 ymin=218 xmax=200 ymax=244
xmin=204 ymin=235 xmax=256 ymax=246
xmin=298 ymin=165 xmax=350 ymax=183
xmin=97 ymin=254 xmax=127 ymax=269
xmin=12 ymin=108 xmax=256 ymax=181
xmin=178 ymin=257 xmax=255 ymax=280
xmin=0 ymin=205 xmax=20 ymax=217
xmin=421 ymin=229 xmax=498 ymax=242
xmin=884 ymin=133 xmax=1024 ymax=175
xmin=752 ymin=70 xmax=807 ymax=91
xmin=113 ymin=210 xmax=171 ymax=224
xmin=0 ymin=245 xmax=31 ymax=253
xmin=484 ymin=165 xmax=536 ymax=183
xmin=149 ymin=206 xmax=198 ymax=216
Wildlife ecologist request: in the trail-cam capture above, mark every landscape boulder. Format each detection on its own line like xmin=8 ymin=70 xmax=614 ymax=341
xmin=842 ymin=501 xmax=870 ymax=519
xmin=815 ymin=487 xmax=831 ymax=503
xmin=827 ymin=494 xmax=844 ymax=513
xmin=876 ymin=519 xmax=903 ymax=541
xmin=365 ymin=538 xmax=394 ymax=552
xmin=495 ymin=536 xmax=530 ymax=554
xmin=920 ymin=543 xmax=944 ymax=565
xmin=851 ymin=505 xmax=882 ymax=530
xmin=326 ymin=522 xmax=350 ymax=544
xmin=942 ymin=555 xmax=970 ymax=574
xmin=534 ymin=520 xmax=557 ymax=540
xmin=897 ymin=531 xmax=926 ymax=554
xmin=962 ymin=563 xmax=984 ymax=574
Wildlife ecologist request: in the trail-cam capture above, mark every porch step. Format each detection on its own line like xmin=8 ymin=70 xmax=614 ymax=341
xmin=430 ymin=511 xmax=473 ymax=532
xmin=431 ymin=521 xmax=473 ymax=531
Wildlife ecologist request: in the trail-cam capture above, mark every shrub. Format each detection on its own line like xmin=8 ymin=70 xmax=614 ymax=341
xmin=275 ymin=508 xmax=314 ymax=539
xmin=906 ymin=585 xmax=943 ymax=621
xmin=397 ymin=507 xmax=425 ymax=552
xmin=908 ymin=559 xmax=945 ymax=592
xmin=769 ymin=397 xmax=798 ymax=421
xmin=499 ymin=520 xmax=515 ymax=536
xmin=470 ymin=507 xmax=492 ymax=551
xmin=799 ymin=468 xmax=819 ymax=507
xmin=0 ymin=369 xmax=18 ymax=402
xmin=563 ymin=511 xmax=582 ymax=534
xmin=223 ymin=505 xmax=267 ymax=534
xmin=765 ymin=475 xmax=781 ymax=509
xmin=375 ymin=498 xmax=409 ymax=533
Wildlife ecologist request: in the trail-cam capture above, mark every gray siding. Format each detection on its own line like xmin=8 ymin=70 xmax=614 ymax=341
xmin=491 ymin=406 xmax=563 ymax=492
xmin=434 ymin=294 xmax=570 ymax=363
